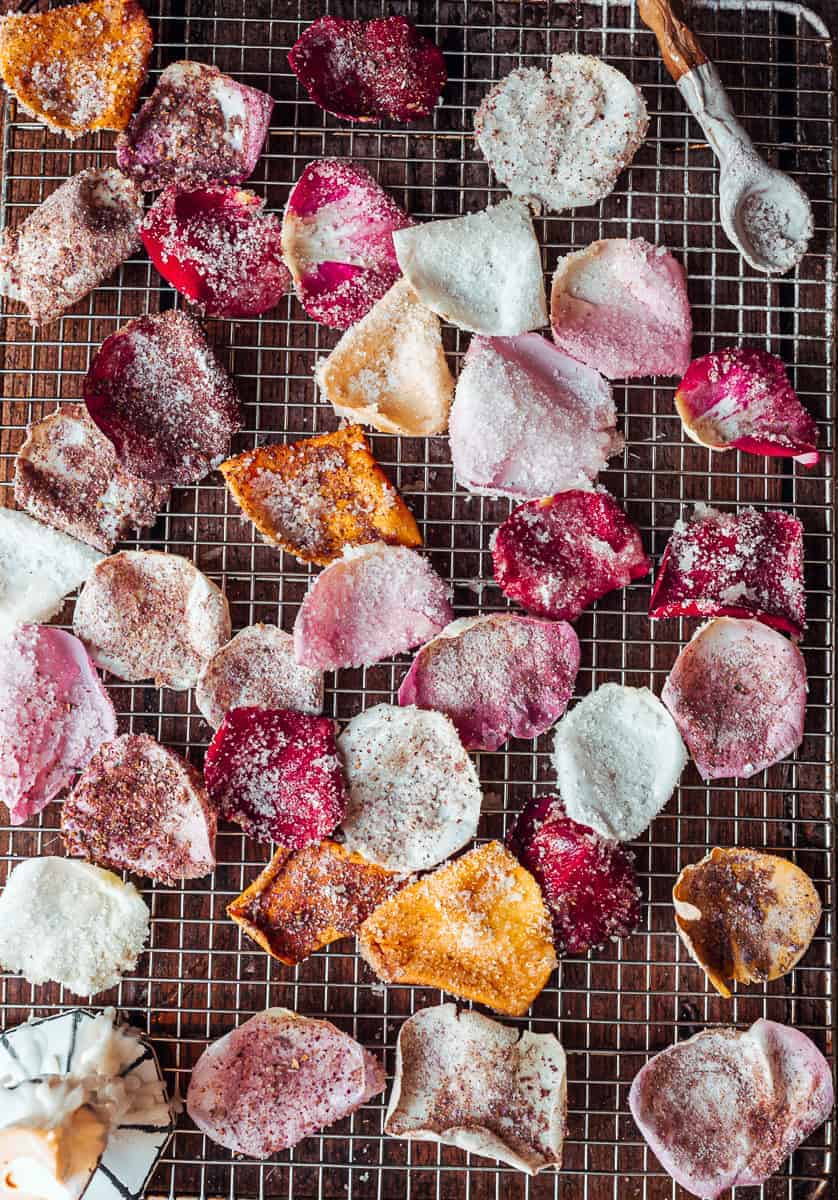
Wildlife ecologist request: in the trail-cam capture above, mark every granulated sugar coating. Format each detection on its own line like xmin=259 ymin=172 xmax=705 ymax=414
xmin=0 ymin=857 xmax=149 ymax=995
xmin=227 ymin=838 xmax=404 ymax=965
xmin=203 ymin=707 xmax=347 ymax=848
xmin=282 ymin=159 xmax=414 ymax=328
xmin=0 ymin=624 xmax=116 ymax=826
xmin=398 ymin=614 xmax=580 ymax=751
xmin=449 ymin=334 xmax=621 ymax=498
xmin=62 ymin=733 xmax=217 ymax=885
xmin=337 ymin=703 xmax=482 ymax=873
xmin=315 ymin=279 xmax=454 ymax=436
xmin=675 ymin=345 xmax=819 ymax=465
xmin=492 ymin=489 xmax=650 ymax=621
xmin=0 ymin=0 xmax=152 ymax=139
xmin=220 ymin=424 xmax=421 ymax=565
xmin=385 ymin=1003 xmax=567 ymax=1174
xmin=393 ymin=199 xmax=546 ymax=336
xmin=0 ymin=168 xmax=143 ymax=326
xmin=293 ymin=543 xmax=453 ymax=671
xmin=288 ymin=15 xmax=446 ymax=123
xmin=195 ymin=624 xmax=324 ymax=731
xmin=628 ymin=1020 xmax=834 ymax=1198
xmin=661 ymin=617 xmax=807 ymax=780
xmin=141 ymin=184 xmax=290 ymax=318
xmin=474 ymin=54 xmax=647 ymax=214
xmin=552 ymin=683 xmax=687 ymax=842
xmin=672 ymin=846 xmax=821 ymax=999
xmin=507 ymin=793 xmax=641 ymax=956
xmin=73 ymin=549 xmax=231 ymax=690
xmin=550 ymin=238 xmax=693 ymax=379
xmin=186 ymin=1008 xmax=385 ymax=1159
xmin=15 ymin=404 xmax=168 ymax=553
xmin=649 ymin=504 xmax=805 ymax=636
xmin=358 ymin=840 xmax=557 ymax=1016
xmin=84 ymin=309 xmax=241 ymax=485
xmin=116 ymin=60 xmax=273 ymax=192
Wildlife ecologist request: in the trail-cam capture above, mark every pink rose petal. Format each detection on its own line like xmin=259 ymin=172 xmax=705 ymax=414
xmin=288 ymin=16 xmax=446 ymax=123
xmin=141 ymin=185 xmax=290 ymax=318
xmin=649 ymin=504 xmax=805 ymax=636
xmin=282 ymin=159 xmax=414 ymax=328
xmin=507 ymin=793 xmax=641 ymax=955
xmin=203 ymin=707 xmax=347 ymax=847
xmin=398 ymin=614 xmax=580 ymax=751
xmin=492 ymin=489 xmax=650 ymax=621
xmin=293 ymin=544 xmax=453 ymax=672
xmin=186 ymin=1008 xmax=384 ymax=1158
xmin=675 ymin=346 xmax=819 ymax=465
xmin=0 ymin=624 xmax=116 ymax=825
xmin=661 ymin=617 xmax=807 ymax=780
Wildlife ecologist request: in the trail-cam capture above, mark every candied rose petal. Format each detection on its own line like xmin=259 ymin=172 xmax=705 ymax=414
xmin=675 ymin=346 xmax=818 ymax=465
xmin=288 ymin=15 xmax=446 ymax=123
xmin=628 ymin=1020 xmax=834 ymax=1199
xmin=116 ymin=60 xmax=273 ymax=192
xmin=0 ymin=624 xmax=116 ymax=825
xmin=62 ymin=732 xmax=216 ymax=884
xmin=84 ymin=309 xmax=241 ymax=485
xmin=203 ymin=707 xmax=347 ymax=848
xmin=661 ymin=617 xmax=807 ymax=780
xmin=449 ymin=334 xmax=621 ymax=498
xmin=282 ymin=159 xmax=413 ymax=328
xmin=507 ymin=793 xmax=641 ymax=956
xmin=141 ymin=185 xmax=290 ymax=318
xmin=293 ymin=543 xmax=453 ymax=671
xmin=398 ymin=614 xmax=580 ymax=751
xmin=649 ymin=504 xmax=805 ymax=636
xmin=492 ymin=489 xmax=649 ymax=621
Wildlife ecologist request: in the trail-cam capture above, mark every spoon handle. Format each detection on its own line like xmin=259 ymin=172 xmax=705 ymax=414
xmin=637 ymin=0 xmax=708 ymax=81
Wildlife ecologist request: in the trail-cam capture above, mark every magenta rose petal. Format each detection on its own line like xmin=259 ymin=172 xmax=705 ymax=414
xmin=661 ymin=617 xmax=807 ymax=781
xmin=203 ymin=707 xmax=348 ymax=847
xmin=84 ymin=309 xmax=241 ymax=485
xmin=141 ymin=185 xmax=290 ymax=318
xmin=492 ymin=489 xmax=650 ymax=622
xmin=675 ymin=346 xmax=819 ymax=465
xmin=507 ymin=793 xmax=641 ymax=956
xmin=649 ymin=505 xmax=805 ymax=636
xmin=397 ymin=614 xmax=580 ymax=752
xmin=282 ymin=159 xmax=414 ymax=328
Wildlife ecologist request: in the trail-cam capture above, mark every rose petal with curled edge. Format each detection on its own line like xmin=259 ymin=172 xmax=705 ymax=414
xmin=550 ymin=238 xmax=692 ymax=379
xmin=219 ymin=424 xmax=421 ymax=565
xmin=141 ymin=185 xmax=290 ymax=318
xmin=492 ymin=489 xmax=650 ymax=621
xmin=507 ymin=793 xmax=641 ymax=956
xmin=398 ymin=614 xmax=580 ymax=751
xmin=661 ymin=617 xmax=807 ymax=780
xmin=672 ymin=847 xmax=821 ymax=998
xmin=282 ymin=159 xmax=414 ymax=329
xmin=84 ymin=309 xmax=241 ymax=486
xmin=358 ymin=840 xmax=557 ymax=1017
xmin=185 ymin=1008 xmax=385 ymax=1158
xmin=385 ymin=1003 xmax=567 ymax=1175
xmin=227 ymin=838 xmax=404 ymax=964
xmin=449 ymin=334 xmax=621 ymax=499
xmin=293 ymin=543 xmax=453 ymax=671
xmin=675 ymin=346 xmax=819 ymax=465
xmin=628 ymin=1019 xmax=834 ymax=1198
xmin=203 ymin=707 xmax=347 ymax=848
xmin=649 ymin=504 xmax=805 ymax=636
xmin=288 ymin=15 xmax=446 ymax=123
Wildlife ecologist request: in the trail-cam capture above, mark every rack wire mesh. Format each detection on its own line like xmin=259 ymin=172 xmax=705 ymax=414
xmin=0 ymin=0 xmax=834 ymax=1196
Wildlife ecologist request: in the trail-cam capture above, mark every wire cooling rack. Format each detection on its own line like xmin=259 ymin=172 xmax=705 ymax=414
xmin=0 ymin=0 xmax=834 ymax=1197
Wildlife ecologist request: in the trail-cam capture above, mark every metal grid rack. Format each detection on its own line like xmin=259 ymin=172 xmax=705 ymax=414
xmin=0 ymin=0 xmax=834 ymax=1197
